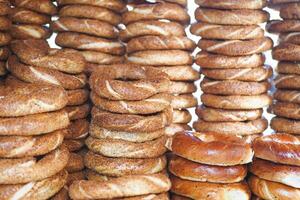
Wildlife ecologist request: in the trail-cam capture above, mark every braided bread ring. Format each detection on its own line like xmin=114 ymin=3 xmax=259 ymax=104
xmin=196 ymin=52 xmax=265 ymax=69
xmin=10 ymin=24 xmax=52 ymax=39
xmin=65 ymin=119 xmax=89 ymax=139
xmin=127 ymin=36 xmax=195 ymax=53
xmin=63 ymin=139 xmax=85 ymax=152
xmin=168 ymin=81 xmax=196 ymax=94
xmin=172 ymin=94 xmax=197 ymax=109
xmin=275 ymin=74 xmax=300 ymax=89
xmin=69 ymin=173 xmax=171 ymax=200
xmin=271 ymin=102 xmax=300 ymax=119
xmin=85 ymin=151 xmax=166 ymax=176
xmin=159 ymin=66 xmax=199 ymax=81
xmin=127 ymin=50 xmax=193 ymax=66
xmin=91 ymin=92 xmax=171 ymax=115
xmin=0 ymin=170 xmax=67 ymax=200
xmin=173 ymin=109 xmax=191 ymax=124
xmin=0 ymin=16 xmax=11 ymax=31
xmin=0 ymin=1 xmax=11 ymax=16
xmin=89 ymin=65 xmax=170 ymax=101
xmin=119 ymin=20 xmax=185 ymax=42
xmin=51 ymin=17 xmax=118 ymax=39
xmin=273 ymin=43 xmax=300 ymax=61
xmin=67 ymin=89 xmax=89 ymax=106
xmin=195 ymin=0 xmax=266 ymax=9
xmin=191 ymin=23 xmax=264 ymax=40
xmin=66 ymin=103 xmax=91 ymax=120
xmin=79 ymin=50 xmax=124 ymax=65
xmin=267 ymin=20 xmax=300 ymax=33
xmin=11 ymin=8 xmax=51 ymax=25
xmin=274 ymin=89 xmax=300 ymax=104
xmin=122 ymin=2 xmax=189 ymax=25
xmin=65 ymin=153 xmax=84 ymax=172
xmin=280 ymin=3 xmax=300 ymax=19
xmin=196 ymin=106 xmax=262 ymax=122
xmin=12 ymin=0 xmax=57 ymax=15
xmin=55 ymin=32 xmax=125 ymax=55
xmin=165 ymin=123 xmax=191 ymax=137
xmin=59 ymin=5 xmax=121 ymax=26
xmin=0 ymin=47 xmax=10 ymax=61
xmin=278 ymin=62 xmax=300 ymax=75
xmin=195 ymin=8 xmax=269 ymax=25
xmin=271 ymin=117 xmax=300 ymax=134
xmin=201 ymin=94 xmax=272 ymax=110
xmin=193 ymin=118 xmax=268 ymax=136
xmin=0 ymin=32 xmax=11 ymax=46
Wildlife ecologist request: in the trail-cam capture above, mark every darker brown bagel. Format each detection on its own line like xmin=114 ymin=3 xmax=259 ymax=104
xmin=271 ymin=102 xmax=300 ymax=119
xmin=10 ymin=24 xmax=52 ymax=40
xmin=65 ymin=119 xmax=89 ymax=140
xmin=11 ymin=0 xmax=57 ymax=15
xmin=274 ymin=89 xmax=300 ymax=104
xmin=271 ymin=117 xmax=300 ymax=134
xmin=66 ymin=103 xmax=91 ymax=120
xmin=11 ymin=8 xmax=51 ymax=25
xmin=0 ymin=32 xmax=11 ymax=46
xmin=67 ymin=89 xmax=89 ymax=106
xmin=195 ymin=0 xmax=267 ymax=9
xmin=277 ymin=62 xmax=300 ymax=75
xmin=268 ymin=20 xmax=300 ymax=33
xmin=280 ymin=3 xmax=300 ymax=19
xmin=275 ymin=74 xmax=300 ymax=89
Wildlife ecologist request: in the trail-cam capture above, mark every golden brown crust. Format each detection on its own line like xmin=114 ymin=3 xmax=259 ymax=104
xmin=12 ymin=0 xmax=57 ymax=15
xmin=267 ymin=20 xmax=300 ymax=33
xmin=66 ymin=103 xmax=91 ymax=120
xmin=275 ymin=74 xmax=300 ymax=89
xmin=65 ymin=153 xmax=84 ymax=173
xmin=79 ymin=50 xmax=124 ymax=65
xmin=271 ymin=102 xmax=300 ymax=119
xmin=11 ymin=8 xmax=50 ymax=25
xmin=171 ymin=94 xmax=197 ymax=109
xmin=280 ymin=32 xmax=300 ymax=45
xmin=271 ymin=117 xmax=300 ymax=134
xmin=274 ymin=89 xmax=300 ymax=104
xmin=273 ymin=43 xmax=300 ymax=61
xmin=10 ymin=24 xmax=52 ymax=39
xmin=116 ymin=193 xmax=169 ymax=200
xmin=0 ymin=32 xmax=11 ymax=46
xmin=167 ymin=81 xmax=197 ymax=94
xmin=280 ymin=3 xmax=300 ymax=19
xmin=63 ymin=138 xmax=85 ymax=152
xmin=67 ymin=89 xmax=89 ymax=106
xmin=277 ymin=62 xmax=300 ymax=75
xmin=0 ymin=16 xmax=11 ymax=31
xmin=0 ymin=1 xmax=11 ymax=16
xmin=195 ymin=0 xmax=267 ymax=9
xmin=0 ymin=47 xmax=10 ymax=61
xmin=270 ymin=0 xmax=299 ymax=5
xmin=65 ymin=119 xmax=89 ymax=140
xmin=159 ymin=66 xmax=199 ymax=81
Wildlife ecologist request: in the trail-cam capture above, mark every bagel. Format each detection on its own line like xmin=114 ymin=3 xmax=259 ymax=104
xmin=7 ymin=56 xmax=87 ymax=90
xmin=0 ymin=1 xmax=11 ymax=16
xmin=84 ymin=151 xmax=166 ymax=176
xmin=127 ymin=36 xmax=195 ymax=53
xmin=0 ymin=46 xmax=10 ymax=61
xmin=196 ymin=51 xmax=265 ymax=69
xmin=57 ymin=0 xmax=126 ymax=13
xmin=85 ymin=136 xmax=167 ymax=158
xmin=275 ymin=74 xmax=300 ymax=89
xmin=249 ymin=175 xmax=300 ymax=200
xmin=271 ymin=102 xmax=300 ymax=119
xmin=0 ymin=32 xmax=11 ymax=46
xmin=168 ymin=81 xmax=196 ymax=94
xmin=270 ymin=0 xmax=299 ymax=4
xmin=0 ymin=170 xmax=67 ymax=200
xmin=274 ymin=89 xmax=300 ymax=104
xmin=171 ymin=176 xmax=251 ymax=200
xmin=91 ymin=92 xmax=171 ymax=115
xmin=169 ymin=155 xmax=247 ymax=183
xmin=195 ymin=8 xmax=269 ymax=25
xmin=66 ymin=103 xmax=91 ymax=120
xmin=116 ymin=193 xmax=169 ymax=200
xmin=201 ymin=79 xmax=270 ymax=95
xmin=67 ymin=171 xmax=85 ymax=186
xmin=0 ymin=83 xmax=68 ymax=117
xmin=65 ymin=119 xmax=89 ymax=139
xmin=171 ymin=94 xmax=197 ymax=109
xmin=171 ymin=132 xmax=253 ymax=166
xmin=55 ymin=32 xmax=125 ymax=55
xmin=172 ymin=109 xmax=191 ymax=124
xmin=165 ymin=123 xmax=191 ymax=137
xmin=277 ymin=61 xmax=300 ymax=75
xmin=267 ymin=20 xmax=300 ymax=33
xmin=127 ymin=50 xmax=193 ymax=66
xmin=253 ymin=133 xmax=300 ymax=166
xmin=11 ymin=8 xmax=51 ymax=25
xmin=271 ymin=117 xmax=300 ymax=134
xmin=195 ymin=0 xmax=267 ymax=9
xmin=0 ymin=146 xmax=69 ymax=184
xmin=193 ymin=118 xmax=268 ymax=136
xmin=51 ymin=187 xmax=69 ymax=200
xmin=79 ymin=50 xmax=124 ymax=65
xmin=172 ymin=194 xmax=191 ymax=200
xmin=122 ymin=2 xmax=189 ymax=25
xmin=10 ymin=24 xmax=52 ymax=39
xmin=0 ymin=16 xmax=11 ymax=31
xmin=196 ymin=106 xmax=263 ymax=122
xmin=65 ymin=153 xmax=84 ymax=173
xmin=0 ymin=61 xmax=6 ymax=76
xmin=89 ymin=65 xmax=170 ymax=101
xmin=273 ymin=43 xmax=300 ymax=61
xmin=198 ymin=38 xmax=273 ymax=56
xmin=250 ymin=158 xmax=300 ymax=188
xmin=63 ymin=139 xmax=85 ymax=152
xmin=11 ymin=0 xmax=57 ymax=15
xmin=280 ymin=32 xmax=300 ymax=45
xmin=119 ymin=20 xmax=185 ymax=42
xmin=159 ymin=66 xmax=199 ymax=81
xmin=51 ymin=17 xmax=118 ymax=39
xmin=67 ymin=89 xmax=89 ymax=106
xmin=202 ymin=66 xmax=272 ymax=81
xmin=59 ymin=5 xmax=121 ymax=26
xmin=191 ymin=23 xmax=264 ymax=40
xmin=280 ymin=3 xmax=300 ymax=19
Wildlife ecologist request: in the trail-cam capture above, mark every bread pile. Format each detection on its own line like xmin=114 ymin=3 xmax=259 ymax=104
xmin=249 ymin=133 xmax=300 ymax=199
xmin=267 ymin=0 xmax=300 ymax=134
xmin=121 ymin=0 xmax=199 ymax=135
xmin=51 ymin=0 xmax=126 ymax=75
xmin=191 ymin=0 xmax=273 ymax=138
xmin=68 ymin=65 xmax=172 ymax=199
xmin=169 ymin=131 xmax=253 ymax=199
xmin=0 ymin=81 xmax=70 ymax=199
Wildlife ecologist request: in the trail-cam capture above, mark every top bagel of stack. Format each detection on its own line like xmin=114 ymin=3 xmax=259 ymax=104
xmin=191 ymin=0 xmax=273 ymax=138
xmin=121 ymin=0 xmax=199 ymax=136
xmin=52 ymin=0 xmax=126 ymax=75
xmin=267 ymin=0 xmax=300 ymax=135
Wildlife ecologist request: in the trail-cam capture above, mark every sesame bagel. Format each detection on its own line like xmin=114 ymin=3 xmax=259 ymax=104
xmin=277 ymin=62 xmax=300 ymax=75
xmin=79 ymin=50 xmax=124 ymax=65
xmin=0 ymin=47 xmax=10 ymax=61
xmin=159 ymin=66 xmax=199 ymax=81
xmin=273 ymin=43 xmax=300 ymax=61
xmin=65 ymin=119 xmax=89 ymax=139
xmin=280 ymin=32 xmax=300 ymax=45
xmin=171 ymin=132 xmax=253 ymax=166
xmin=165 ymin=123 xmax=192 ymax=137
xmin=63 ymin=139 xmax=85 ymax=152
xmin=66 ymin=103 xmax=91 ymax=120
xmin=67 ymin=89 xmax=89 ymax=106
xmin=10 ymin=24 xmax=52 ymax=39
xmin=172 ymin=109 xmax=191 ymax=124
xmin=195 ymin=0 xmax=267 ymax=9
xmin=271 ymin=102 xmax=300 ymax=119
xmin=0 ymin=32 xmax=11 ymax=46
xmin=268 ymin=20 xmax=300 ymax=33
xmin=11 ymin=8 xmax=51 ymax=25
xmin=171 ymin=94 xmax=197 ymax=109
xmin=275 ymin=74 xmax=300 ymax=89
xmin=270 ymin=0 xmax=299 ymax=4
xmin=167 ymin=81 xmax=197 ymax=94
xmin=280 ymin=3 xmax=300 ymax=19
xmin=11 ymin=0 xmax=57 ymax=15
xmin=0 ymin=16 xmax=11 ymax=31
xmin=274 ymin=89 xmax=300 ymax=104
xmin=271 ymin=117 xmax=300 ymax=134
xmin=0 ymin=62 xmax=6 ymax=76
xmin=65 ymin=153 xmax=84 ymax=173
xmin=0 ymin=1 xmax=11 ymax=16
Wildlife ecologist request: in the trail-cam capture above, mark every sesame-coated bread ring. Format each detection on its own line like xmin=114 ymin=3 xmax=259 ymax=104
xmin=51 ymin=17 xmax=118 ymax=39
xmin=196 ymin=106 xmax=263 ymax=122
xmin=250 ymin=158 xmax=300 ymax=188
xmin=0 ymin=61 xmax=6 ymax=75
xmin=253 ymin=133 xmax=300 ymax=166
xmin=171 ymin=94 xmax=197 ymax=109
xmin=270 ymin=0 xmax=299 ymax=4
xmin=267 ymin=20 xmax=300 ymax=33
xmin=273 ymin=43 xmax=300 ymax=61
xmin=280 ymin=3 xmax=300 ymax=19
xmin=275 ymin=74 xmax=300 ymax=89
xmin=201 ymin=94 xmax=272 ymax=110
xmin=195 ymin=8 xmax=269 ymax=25
xmin=274 ymin=89 xmax=300 ymax=104
xmin=165 ymin=123 xmax=191 ymax=137
xmin=89 ymin=65 xmax=170 ymax=101
xmin=0 ymin=170 xmax=67 ymax=200
xmin=10 ymin=39 xmax=85 ymax=74
xmin=171 ymin=176 xmax=251 ymax=200
xmin=11 ymin=8 xmax=51 ymax=25
xmin=0 ymin=83 xmax=68 ymax=117
xmin=201 ymin=79 xmax=270 ymax=95
xmin=0 ymin=110 xmax=69 ymax=136
xmin=10 ymin=24 xmax=52 ymax=39
xmin=0 ymin=1 xmax=11 ymax=16
xmin=172 ymin=109 xmax=191 ymax=124
xmin=169 ymin=155 xmax=247 ymax=183
xmin=65 ymin=119 xmax=89 ymax=139
xmin=11 ymin=0 xmax=57 ymax=15
xmin=116 ymin=193 xmax=169 ymax=200
xmin=59 ymin=5 xmax=121 ymax=26
xmin=119 ymin=20 xmax=185 ymax=42
xmin=271 ymin=117 xmax=300 ymax=134
xmin=85 ymin=136 xmax=167 ymax=158
xmin=0 ymin=145 xmax=69 ymax=184
xmin=67 ymin=171 xmax=85 ymax=186
xmin=198 ymin=38 xmax=273 ymax=56
xmin=69 ymin=173 xmax=171 ymax=199
xmin=57 ymin=0 xmax=126 ymax=13
xmin=172 ymin=194 xmax=191 ymax=200
xmin=66 ymin=103 xmax=91 ymax=120
xmin=271 ymin=102 xmax=300 ymax=119
xmin=280 ymin=32 xmax=300 ymax=44
xmin=63 ymin=139 xmax=85 ymax=152
xmin=51 ymin=187 xmax=69 ymax=200
xmin=0 ymin=129 xmax=64 ymax=158
xmin=67 ymin=89 xmax=89 ymax=106
xmin=277 ymin=62 xmax=300 ymax=75
xmin=195 ymin=0 xmax=266 ymax=9
xmin=65 ymin=153 xmax=84 ymax=173
xmin=202 ymin=66 xmax=272 ymax=82
xmin=167 ymin=81 xmax=197 ymax=94
xmin=79 ymin=50 xmax=124 ymax=65
xmin=0 ymin=16 xmax=11 ymax=31
xmin=249 ymin=175 xmax=300 ymax=200
xmin=122 ymin=2 xmax=190 ymax=25
xmin=171 ymin=132 xmax=253 ymax=166
xmin=0 ymin=47 xmax=10 ymax=61
xmin=127 ymin=36 xmax=196 ymax=53
xmin=0 ymin=32 xmax=11 ymax=46
xmin=196 ymin=51 xmax=265 ymax=69
xmin=191 ymin=23 xmax=264 ymax=40
xmin=159 ymin=66 xmax=199 ymax=81
xmin=84 ymin=151 xmax=166 ymax=176
xmin=193 ymin=118 xmax=268 ymax=136
xmin=127 ymin=50 xmax=193 ymax=66
xmin=55 ymin=32 xmax=125 ymax=55
xmin=7 ymin=56 xmax=87 ymax=90
xmin=91 ymin=92 xmax=171 ymax=115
